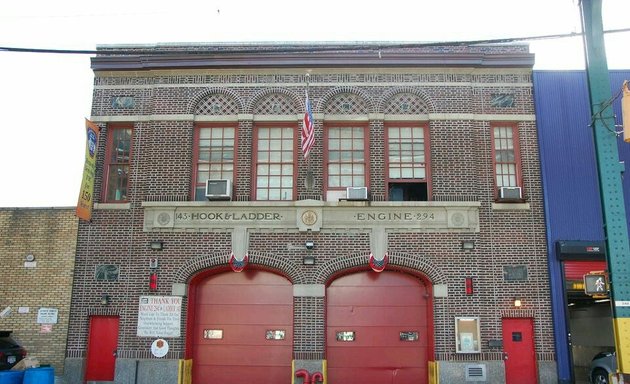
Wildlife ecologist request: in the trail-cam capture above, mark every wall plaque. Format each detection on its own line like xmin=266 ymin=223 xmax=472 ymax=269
xmin=95 ymin=264 xmax=119 ymax=281
xmin=490 ymin=94 xmax=515 ymax=108
xmin=504 ymin=266 xmax=528 ymax=281
xmin=111 ymin=96 xmax=135 ymax=109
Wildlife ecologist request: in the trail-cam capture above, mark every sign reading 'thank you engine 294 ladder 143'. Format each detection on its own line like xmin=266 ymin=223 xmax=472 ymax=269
xmin=137 ymin=296 xmax=182 ymax=337
xmin=584 ymin=272 xmax=609 ymax=296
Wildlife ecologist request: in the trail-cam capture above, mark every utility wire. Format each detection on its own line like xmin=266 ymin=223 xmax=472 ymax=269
xmin=0 ymin=28 xmax=629 ymax=56
xmin=590 ymin=82 xmax=627 ymax=137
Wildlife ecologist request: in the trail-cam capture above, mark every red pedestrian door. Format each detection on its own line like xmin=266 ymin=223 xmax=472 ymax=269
xmin=85 ymin=316 xmax=119 ymax=381
xmin=189 ymin=270 xmax=293 ymax=384
xmin=327 ymin=271 xmax=431 ymax=384
xmin=502 ymin=317 xmax=537 ymax=384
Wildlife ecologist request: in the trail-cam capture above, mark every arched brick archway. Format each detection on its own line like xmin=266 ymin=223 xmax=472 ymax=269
xmin=314 ymin=251 xmax=447 ymax=285
xmin=174 ymin=250 xmax=306 ymax=285
xmin=316 ymin=252 xmax=443 ymax=384
xmin=182 ymin=252 xmax=302 ymax=384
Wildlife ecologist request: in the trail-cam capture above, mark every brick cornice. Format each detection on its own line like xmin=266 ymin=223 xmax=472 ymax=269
xmin=91 ymin=44 xmax=534 ymax=71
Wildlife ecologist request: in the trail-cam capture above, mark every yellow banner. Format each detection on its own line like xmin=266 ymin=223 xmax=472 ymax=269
xmin=76 ymin=119 xmax=101 ymax=221
xmin=623 ymin=80 xmax=630 ymax=143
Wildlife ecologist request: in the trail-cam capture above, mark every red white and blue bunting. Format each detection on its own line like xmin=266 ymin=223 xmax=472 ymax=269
xmin=369 ymin=252 xmax=388 ymax=273
xmin=229 ymin=252 xmax=248 ymax=272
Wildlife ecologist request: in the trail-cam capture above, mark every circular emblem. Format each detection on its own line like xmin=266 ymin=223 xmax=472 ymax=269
xmin=451 ymin=212 xmax=465 ymax=226
xmin=301 ymin=210 xmax=318 ymax=226
xmin=157 ymin=212 xmax=171 ymax=226
xmin=151 ymin=338 xmax=169 ymax=358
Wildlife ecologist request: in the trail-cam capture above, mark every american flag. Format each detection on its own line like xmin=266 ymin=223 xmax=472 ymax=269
xmin=302 ymin=91 xmax=315 ymax=159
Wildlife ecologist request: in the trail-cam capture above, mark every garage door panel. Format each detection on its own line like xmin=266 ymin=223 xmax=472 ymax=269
xmin=327 ymin=327 xmax=429 ymax=347
xmin=330 ymin=271 xmax=426 ymax=286
xmin=327 ymin=305 xmax=428 ymax=326
xmin=327 ymin=367 xmax=428 ymax=384
xmin=191 ymin=271 xmax=292 ymax=384
xmin=193 ymin=344 xmax=292 ymax=366
xmin=326 ymin=271 xmax=429 ymax=384
xmin=327 ymin=286 xmax=424 ymax=305
xmin=192 ymin=366 xmax=290 ymax=384
xmin=197 ymin=285 xmax=292 ymax=304
xmin=195 ymin=303 xmax=292 ymax=324
xmin=193 ymin=324 xmax=293 ymax=346
xmin=200 ymin=270 xmax=289 ymax=285
xmin=328 ymin=346 xmax=427 ymax=366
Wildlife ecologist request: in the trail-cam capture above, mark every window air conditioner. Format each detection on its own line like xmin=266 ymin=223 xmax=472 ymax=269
xmin=498 ymin=186 xmax=522 ymax=200
xmin=205 ymin=179 xmax=232 ymax=200
xmin=346 ymin=187 xmax=368 ymax=201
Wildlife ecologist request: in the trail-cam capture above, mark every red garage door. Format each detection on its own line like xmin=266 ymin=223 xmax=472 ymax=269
xmin=190 ymin=270 xmax=293 ymax=384
xmin=327 ymin=271 xmax=431 ymax=384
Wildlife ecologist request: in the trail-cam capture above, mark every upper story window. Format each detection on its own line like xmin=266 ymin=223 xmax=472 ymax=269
xmin=386 ymin=123 xmax=429 ymax=201
xmin=492 ymin=123 xmax=523 ymax=201
xmin=254 ymin=124 xmax=296 ymax=201
xmin=325 ymin=125 xmax=368 ymax=192
xmin=193 ymin=124 xmax=236 ymax=201
xmin=104 ymin=124 xmax=132 ymax=202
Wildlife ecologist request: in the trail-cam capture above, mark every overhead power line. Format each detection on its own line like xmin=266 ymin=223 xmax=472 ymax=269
xmin=0 ymin=28 xmax=629 ymax=56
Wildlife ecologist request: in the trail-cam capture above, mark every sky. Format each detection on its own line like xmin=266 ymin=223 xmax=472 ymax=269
xmin=0 ymin=0 xmax=629 ymax=208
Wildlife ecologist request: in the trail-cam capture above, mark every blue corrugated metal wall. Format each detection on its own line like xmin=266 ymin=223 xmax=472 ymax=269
xmin=534 ymin=70 xmax=630 ymax=384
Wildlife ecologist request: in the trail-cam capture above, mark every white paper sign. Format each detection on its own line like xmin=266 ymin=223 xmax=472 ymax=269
xmin=37 ymin=308 xmax=58 ymax=324
xmin=137 ymin=296 xmax=182 ymax=337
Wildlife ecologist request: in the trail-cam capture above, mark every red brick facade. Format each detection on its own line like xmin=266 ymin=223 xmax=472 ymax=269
xmin=66 ymin=43 xmax=554 ymax=383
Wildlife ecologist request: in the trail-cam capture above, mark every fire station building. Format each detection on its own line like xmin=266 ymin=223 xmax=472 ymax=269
xmin=65 ymin=42 xmax=554 ymax=384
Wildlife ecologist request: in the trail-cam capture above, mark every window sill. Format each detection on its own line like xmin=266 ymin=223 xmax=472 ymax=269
xmin=491 ymin=202 xmax=530 ymax=211
xmin=94 ymin=202 xmax=131 ymax=210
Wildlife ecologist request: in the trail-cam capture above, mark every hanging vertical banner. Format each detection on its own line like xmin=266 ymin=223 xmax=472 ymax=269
xmin=76 ymin=119 xmax=101 ymax=221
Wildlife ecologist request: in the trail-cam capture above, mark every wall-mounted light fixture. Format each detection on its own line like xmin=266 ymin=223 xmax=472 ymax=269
xmin=25 ymin=254 xmax=35 ymax=262
xmin=305 ymin=240 xmax=315 ymax=250
xmin=461 ymin=241 xmax=475 ymax=252
xmin=100 ymin=295 xmax=111 ymax=306
xmin=150 ymin=241 xmax=163 ymax=251
xmin=303 ymin=255 xmax=316 ymax=265
xmin=513 ymin=298 xmax=522 ymax=308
